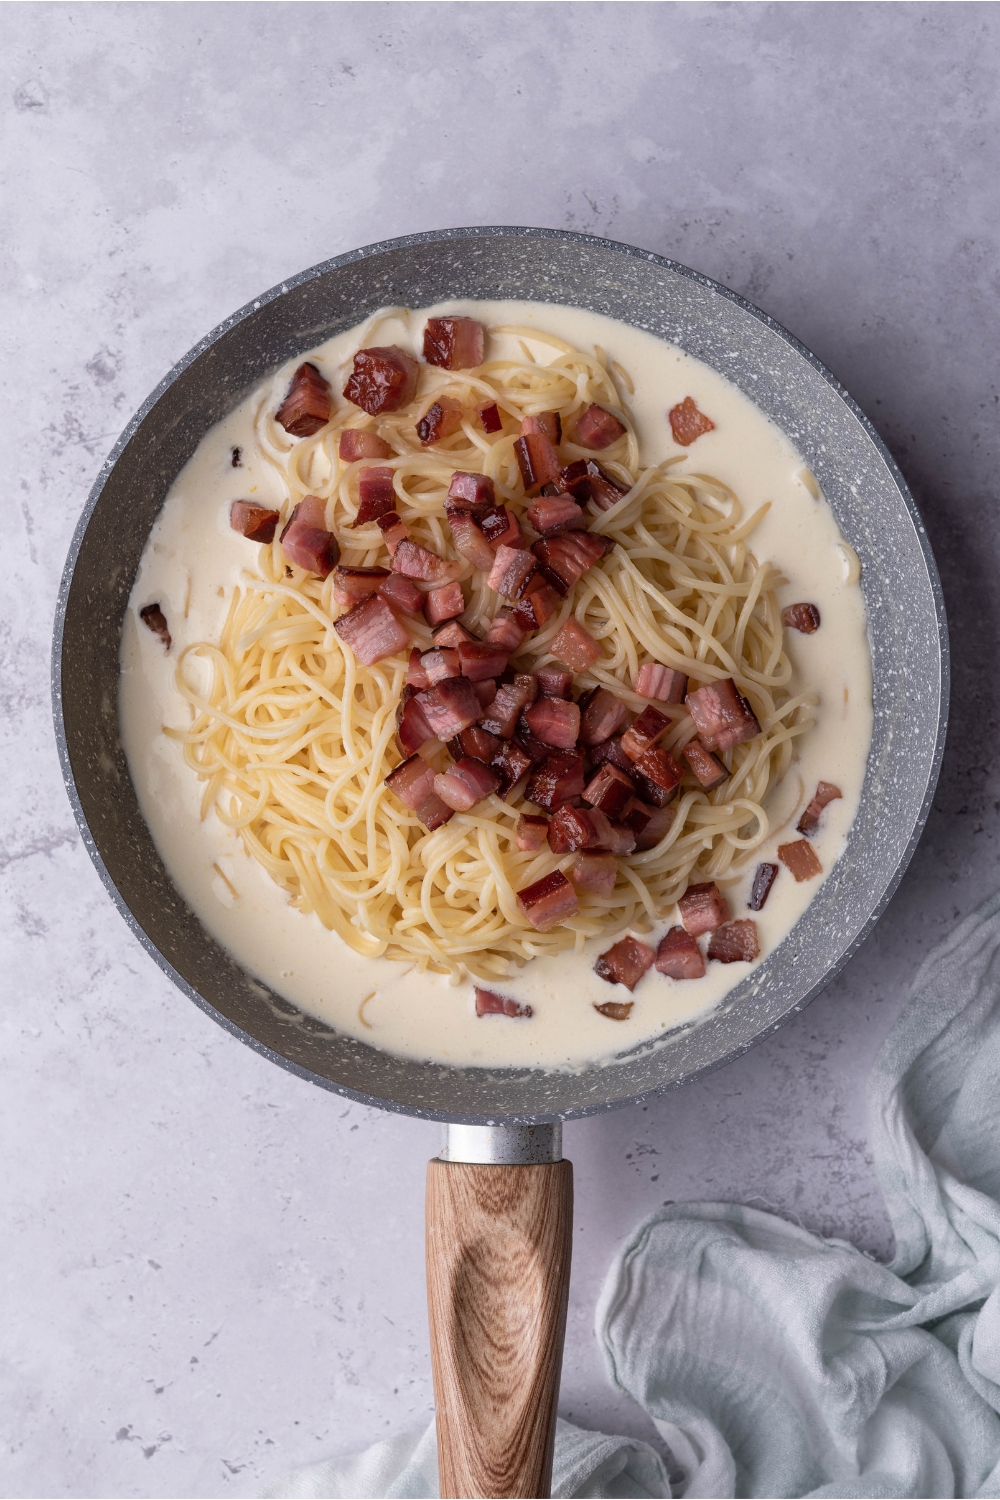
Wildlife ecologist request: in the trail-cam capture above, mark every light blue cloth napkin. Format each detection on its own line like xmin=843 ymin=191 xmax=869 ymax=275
xmin=263 ymin=894 xmax=1000 ymax=1499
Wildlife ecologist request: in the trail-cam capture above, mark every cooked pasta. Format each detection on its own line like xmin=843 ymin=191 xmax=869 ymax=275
xmin=165 ymin=314 xmax=814 ymax=982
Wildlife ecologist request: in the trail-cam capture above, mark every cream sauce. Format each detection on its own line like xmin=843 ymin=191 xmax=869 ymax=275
xmin=120 ymin=300 xmax=873 ymax=1071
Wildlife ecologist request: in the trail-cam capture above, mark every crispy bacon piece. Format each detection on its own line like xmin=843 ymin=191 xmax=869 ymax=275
xmin=594 ymin=1000 xmax=633 ymax=1020
xmin=522 ymin=411 xmax=562 ymax=444
xmin=678 ymin=881 xmax=729 ymax=937
xmin=448 ymin=471 xmax=497 ymax=508
xmin=230 ymin=500 xmax=280 ymax=544
xmin=574 ymin=404 xmax=626 ymax=449
xmin=491 ymin=739 xmax=533 ymax=798
xmin=481 ymin=506 xmax=523 ymax=550
xmin=354 ymin=466 xmax=396 ymax=525
xmin=276 ymin=362 xmax=331 ymax=437
xmin=551 ymin=618 xmax=601 ymax=673
xmin=516 ymin=869 xmax=579 ymax=931
xmin=407 ymin=648 xmax=430 ymax=689
xmin=797 ymin=781 xmax=843 ymax=835
xmin=416 ymin=677 xmax=482 ymax=740
xmin=782 ymin=602 xmax=821 ymax=634
xmin=378 ymin=573 xmax=424 ymax=619
xmin=708 ymin=919 xmax=760 ymax=963
xmin=632 ymin=746 xmax=683 ymax=805
xmin=515 ymin=813 xmax=550 ymax=851
xmin=526 ymin=495 xmax=587 ymax=536
xmin=392 ymin=539 xmax=461 ymax=584
xmin=418 ymin=397 xmax=464 ymax=446
xmin=487 ymin=546 xmax=537 ymax=600
xmin=682 ymin=739 xmax=728 ymax=790
xmin=779 ymin=839 xmax=823 ymax=882
xmin=280 ymin=496 xmax=340 ymax=577
xmin=343 ymin=346 xmax=419 ymax=416
xmin=588 ymin=734 xmax=634 ymax=774
xmin=580 ymin=688 xmax=630 ymax=747
xmin=622 ymin=705 xmax=670 ymax=761
xmin=425 ymin=582 xmax=466 ymax=626
xmin=385 ymin=754 xmax=453 ymax=830
xmin=567 ymin=851 xmax=618 ymax=897
xmin=452 ymin=723 xmax=501 ymax=763
xmin=479 ymin=673 xmax=538 ymax=738
xmin=631 ymin=800 xmax=677 ymax=851
xmin=433 ymin=757 xmax=500 ymax=811
xmin=434 ymin=619 xmax=478 ymax=647
xmin=139 ymin=603 xmax=171 ymax=650
xmin=669 ymin=396 xmax=715 ymax=446
xmin=531 ymin=531 xmax=614 ymax=590
xmin=397 ymin=692 xmax=435 ymax=755
xmin=524 ymin=698 xmax=581 ymax=749
xmin=475 ymin=988 xmax=532 ymax=1018
xmin=423 ymin=316 xmax=484 ymax=370
xmin=446 ymin=510 xmax=495 ymax=572
xmin=537 ymin=668 xmax=572 ymax=700
xmin=339 ymin=428 xmax=392 ymax=463
xmin=486 ymin=610 xmax=526 ymax=653
xmin=480 ymin=402 xmax=503 ymax=434
xmin=685 ymin=679 xmax=761 ymax=753
xmin=582 ymin=762 xmax=636 ymax=820
xmin=655 ymin=926 xmax=706 ymax=980
xmin=458 ymin=640 xmax=508 ymax=682
xmin=419 ymin=646 xmax=461 ymax=684
xmin=749 ymin=862 xmax=778 ymax=910
xmin=335 ymin=594 xmax=409 ymax=665
xmin=595 ymin=935 xmax=654 ymax=991
xmin=514 ymin=430 xmax=561 ymax=492
xmin=332 ymin=565 xmax=389 ymax=608
xmin=635 ymin=663 xmax=688 ymax=704
xmin=512 ymin=580 xmax=561 ymax=632
xmin=526 ymin=751 xmax=586 ymax=810
xmin=376 ymin=511 xmax=409 ymax=555
xmin=559 ymin=458 xmax=628 ymax=511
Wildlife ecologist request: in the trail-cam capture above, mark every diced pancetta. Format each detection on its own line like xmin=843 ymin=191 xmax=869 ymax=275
xmin=678 ymin=881 xmax=729 ymax=937
xmin=458 ymin=640 xmax=509 ymax=682
xmin=475 ymin=988 xmax=532 ymax=1018
xmin=407 ymin=647 xmax=430 ymax=688
xmin=514 ymin=431 xmax=561 ymax=492
xmin=668 ymin=396 xmax=715 ymax=446
xmin=376 ymin=511 xmax=409 ymax=555
xmin=516 ymin=870 xmax=580 ymax=931
xmin=558 ymin=458 xmax=629 ymax=511
xmin=433 ymin=619 xmax=478 ymax=647
xmin=635 ymin=663 xmax=688 ymax=703
xmin=230 ymin=501 xmax=280 ymax=544
xmin=335 ymin=594 xmax=410 ymax=664
xmin=778 ymin=840 xmax=823 ymax=881
xmin=417 ymin=398 xmax=465 ymax=445
xmin=521 ymin=411 xmax=562 ymax=444
xmin=448 ymin=471 xmax=497 ymax=508
xmin=452 ymin=723 xmax=501 ymax=762
xmin=526 ymin=495 xmax=587 ymax=536
xmin=782 ymin=602 xmax=821 ymax=634
xmin=433 ymin=757 xmax=500 ymax=811
xmin=490 ymin=739 xmax=533 ymax=798
xmin=423 ymin=316 xmax=484 ymax=370
xmin=384 ymin=753 xmax=453 ymax=830
xmin=392 ymin=539 xmax=461 ymax=583
xmin=582 ymin=762 xmax=636 ymax=820
xmin=580 ymin=688 xmax=630 ymax=746
xmin=140 ymin=603 xmax=171 ymax=650
xmin=567 ymin=851 xmax=618 ymax=896
xmin=515 ymin=813 xmax=550 ymax=851
xmin=479 ymin=402 xmax=503 ymax=434
xmin=749 ymin=862 xmax=778 ymax=910
xmin=550 ymin=618 xmax=601 ymax=672
xmin=343 ymin=346 xmax=420 ymax=416
xmin=487 ymin=546 xmax=537 ymax=600
xmin=632 ymin=746 xmax=683 ymax=804
xmin=280 ymin=496 xmax=340 ymax=577
xmin=531 ymin=531 xmax=614 ymax=590
xmin=339 ymin=428 xmax=392 ymax=463
xmin=524 ymin=698 xmax=580 ymax=749
xmin=631 ymin=800 xmax=677 ymax=851
xmin=594 ymin=935 xmax=654 ymax=991
xmin=445 ymin=509 xmax=495 ymax=571
xmin=354 ymin=467 xmax=397 ymax=526
xmin=419 ymin=646 xmax=461 ymax=684
xmin=588 ymin=735 xmax=634 ymax=774
xmin=655 ymin=926 xmax=706 ymax=980
xmin=682 ymin=739 xmax=728 ymax=790
xmin=621 ymin=705 xmax=670 ymax=761
xmin=480 ymin=506 xmax=523 ymax=550
xmin=574 ymin=404 xmax=626 ymax=449
xmin=537 ymin=668 xmax=572 ymax=699
xmin=276 ymin=362 xmax=331 ymax=437
xmin=479 ymin=674 xmax=538 ymax=738
xmin=397 ymin=692 xmax=436 ymax=755
xmin=378 ymin=573 xmax=425 ymax=619
xmin=707 ymin=919 xmax=760 ymax=963
xmin=485 ymin=610 xmax=526 ymax=653
xmin=685 ymin=679 xmax=761 ymax=753
xmin=525 ymin=751 xmax=586 ymax=809
xmin=547 ymin=804 xmax=604 ymax=853
xmin=425 ymin=582 xmax=466 ymax=626
xmin=797 ymin=781 xmax=842 ymax=834
xmin=332 ymin=565 xmax=389 ymax=608
xmin=415 ymin=677 xmax=482 ymax=740
xmin=512 ymin=580 xmax=561 ymax=632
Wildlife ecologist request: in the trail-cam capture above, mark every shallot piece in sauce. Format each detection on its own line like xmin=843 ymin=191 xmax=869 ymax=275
xmin=574 ymin=404 xmax=626 ymax=449
xmin=280 ymin=497 xmax=340 ymax=577
xmin=595 ymin=935 xmax=655 ymax=991
xmin=343 ymin=346 xmax=420 ymax=416
xmin=475 ymin=988 xmax=532 ymax=1019
xmin=140 ymin=603 xmax=171 ymax=650
xmin=275 ymin=362 xmax=331 ymax=437
xmin=335 ymin=594 xmax=409 ymax=665
xmin=707 ymin=919 xmax=760 ymax=964
xmin=417 ymin=398 xmax=464 ymax=446
xmin=655 ymin=926 xmax=706 ymax=980
xmin=685 ymin=679 xmax=761 ymax=753
xmin=668 ymin=396 xmax=715 ymax=446
xmin=515 ymin=813 xmax=549 ymax=851
xmin=749 ymin=862 xmax=778 ymax=910
xmin=635 ymin=663 xmax=688 ymax=704
xmin=782 ymin=602 xmax=822 ymax=634
xmin=339 ymin=429 xmax=392 ymax=463
xmin=779 ymin=839 xmax=824 ymax=881
xmin=797 ymin=781 xmax=843 ymax=835
xmin=355 ymin=467 xmax=396 ymax=526
xmin=229 ymin=501 xmax=280 ymax=544
xmin=678 ymin=881 xmax=729 ymax=937
xmin=516 ymin=869 xmax=580 ymax=931
xmin=551 ymin=618 xmax=601 ymax=673
xmin=423 ymin=316 xmax=485 ymax=370
xmin=682 ymin=739 xmax=728 ymax=790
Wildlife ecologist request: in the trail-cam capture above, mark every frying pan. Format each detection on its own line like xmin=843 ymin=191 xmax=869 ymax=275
xmin=53 ymin=227 xmax=948 ymax=1497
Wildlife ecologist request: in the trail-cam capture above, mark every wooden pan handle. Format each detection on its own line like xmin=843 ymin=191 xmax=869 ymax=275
xmin=426 ymin=1157 xmax=573 ymax=1499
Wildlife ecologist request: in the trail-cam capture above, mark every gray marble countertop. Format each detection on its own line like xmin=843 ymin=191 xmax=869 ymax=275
xmin=3 ymin=4 xmax=997 ymax=1494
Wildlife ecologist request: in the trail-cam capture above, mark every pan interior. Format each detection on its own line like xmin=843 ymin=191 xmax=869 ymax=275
xmin=54 ymin=228 xmax=947 ymax=1122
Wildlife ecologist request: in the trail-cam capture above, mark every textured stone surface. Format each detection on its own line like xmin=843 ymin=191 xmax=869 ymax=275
xmin=2 ymin=4 xmax=998 ymax=1495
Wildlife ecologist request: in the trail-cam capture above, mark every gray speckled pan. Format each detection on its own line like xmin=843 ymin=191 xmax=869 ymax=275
xmin=52 ymin=227 xmax=948 ymax=1123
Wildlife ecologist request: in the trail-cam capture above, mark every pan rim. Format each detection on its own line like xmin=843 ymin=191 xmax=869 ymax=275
xmin=52 ymin=225 xmax=949 ymax=1122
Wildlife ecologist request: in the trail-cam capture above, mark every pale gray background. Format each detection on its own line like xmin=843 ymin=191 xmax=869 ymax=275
xmin=2 ymin=3 xmax=997 ymax=1495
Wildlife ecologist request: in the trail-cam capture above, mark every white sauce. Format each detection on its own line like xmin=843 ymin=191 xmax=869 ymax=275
xmin=120 ymin=301 xmax=872 ymax=1072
